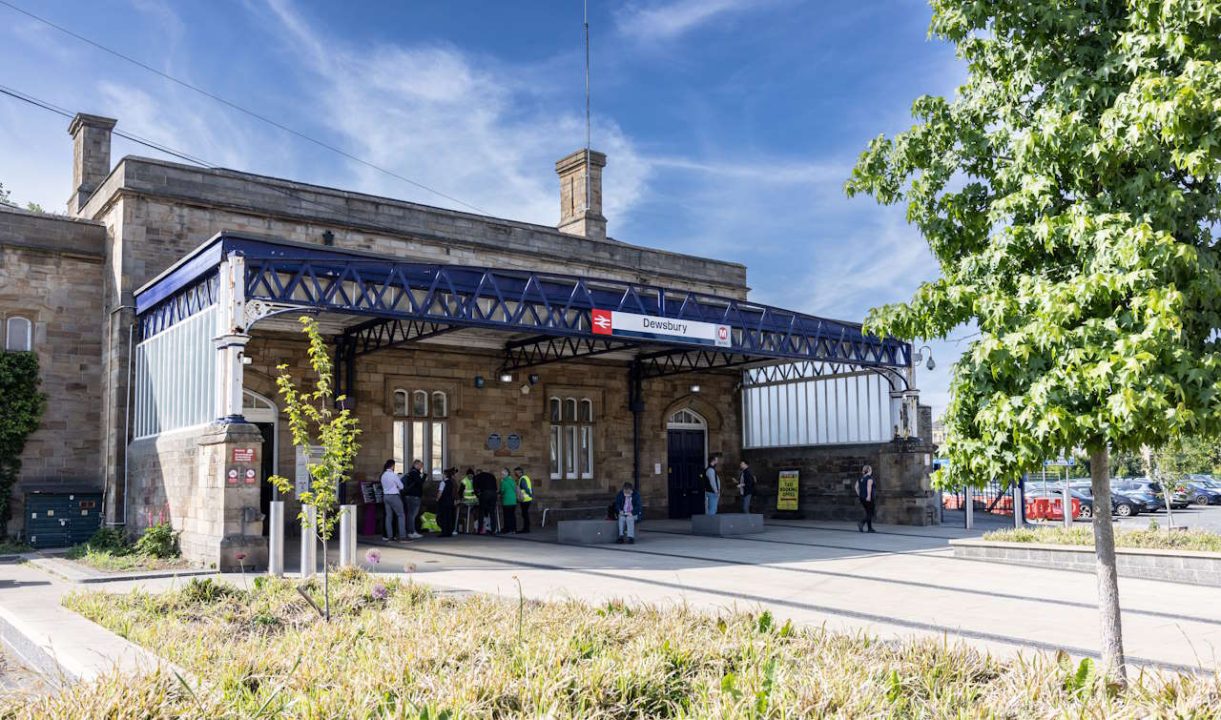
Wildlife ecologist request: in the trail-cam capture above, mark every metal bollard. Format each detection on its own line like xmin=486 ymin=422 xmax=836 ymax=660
xmin=268 ymin=500 xmax=284 ymax=577
xmin=300 ymin=504 xmax=317 ymax=578
xmin=964 ymin=486 xmax=974 ymax=529
xmin=339 ymin=504 xmax=357 ymax=567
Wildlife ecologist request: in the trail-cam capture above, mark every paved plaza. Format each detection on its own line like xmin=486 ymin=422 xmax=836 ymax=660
xmin=2 ymin=518 xmax=1218 ymax=684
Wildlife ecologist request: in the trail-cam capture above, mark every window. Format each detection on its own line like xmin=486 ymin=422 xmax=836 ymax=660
xmin=5 ymin=316 xmax=31 ymax=352
xmin=550 ymin=395 xmax=595 ymax=479
xmin=391 ymin=388 xmax=449 ymax=477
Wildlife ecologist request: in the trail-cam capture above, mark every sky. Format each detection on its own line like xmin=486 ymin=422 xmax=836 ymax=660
xmin=0 ymin=0 xmax=967 ymax=414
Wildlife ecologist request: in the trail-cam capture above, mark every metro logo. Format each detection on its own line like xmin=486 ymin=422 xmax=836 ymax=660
xmin=591 ymin=309 xmax=613 ymax=335
xmin=717 ymin=325 xmax=729 ymax=343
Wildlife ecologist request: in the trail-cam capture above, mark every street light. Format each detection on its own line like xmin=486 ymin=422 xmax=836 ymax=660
xmin=913 ymin=345 xmax=936 ymax=371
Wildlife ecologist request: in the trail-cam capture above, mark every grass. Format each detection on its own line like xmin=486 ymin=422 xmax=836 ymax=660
xmin=984 ymin=525 xmax=1221 ymax=552
xmin=0 ymin=539 xmax=31 ymax=555
xmin=0 ymin=570 xmax=1216 ymax=718
xmin=62 ymin=545 xmax=191 ymax=572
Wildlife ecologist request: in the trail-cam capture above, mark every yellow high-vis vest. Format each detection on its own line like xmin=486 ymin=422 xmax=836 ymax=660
xmin=518 ymin=474 xmax=533 ymax=502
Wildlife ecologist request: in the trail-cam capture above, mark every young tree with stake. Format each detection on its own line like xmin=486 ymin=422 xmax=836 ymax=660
xmin=846 ymin=1 xmax=1221 ymax=684
xmin=267 ymin=316 xmax=361 ymax=621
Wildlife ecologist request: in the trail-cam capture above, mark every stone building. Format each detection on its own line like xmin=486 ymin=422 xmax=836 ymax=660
xmin=1 ymin=113 xmax=936 ymax=567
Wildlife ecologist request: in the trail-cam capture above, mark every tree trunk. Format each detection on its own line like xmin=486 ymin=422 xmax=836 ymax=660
xmin=1089 ymin=445 xmax=1127 ymax=685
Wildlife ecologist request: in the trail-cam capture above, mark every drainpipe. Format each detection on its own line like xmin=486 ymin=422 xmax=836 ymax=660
xmin=104 ymin=303 xmax=136 ymax=527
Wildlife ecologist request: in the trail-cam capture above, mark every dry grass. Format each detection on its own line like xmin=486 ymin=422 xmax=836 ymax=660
xmin=984 ymin=525 xmax=1221 ymax=552
xmin=0 ymin=569 xmax=1218 ymax=718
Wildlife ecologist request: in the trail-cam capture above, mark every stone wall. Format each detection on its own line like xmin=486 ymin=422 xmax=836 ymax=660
xmin=744 ymin=439 xmax=939 ymax=525
xmin=0 ymin=208 xmax=107 ymax=537
xmin=951 ymin=539 xmax=1221 ymax=587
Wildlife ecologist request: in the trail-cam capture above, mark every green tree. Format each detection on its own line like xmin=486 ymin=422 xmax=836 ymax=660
xmin=846 ymin=1 xmax=1221 ymax=684
xmin=0 ymin=182 xmax=13 ymax=208
xmin=267 ymin=316 xmax=361 ymax=620
xmin=0 ymin=353 xmax=46 ymax=537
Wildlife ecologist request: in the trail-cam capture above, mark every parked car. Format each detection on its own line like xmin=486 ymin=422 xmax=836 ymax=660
xmin=1184 ymin=481 xmax=1221 ymax=506
xmin=1070 ymin=483 xmax=1143 ymax=517
xmin=1125 ymin=479 xmax=1191 ymax=509
xmin=1111 ymin=480 xmax=1166 ymax=511
xmin=1025 ymin=486 xmax=1095 ymax=519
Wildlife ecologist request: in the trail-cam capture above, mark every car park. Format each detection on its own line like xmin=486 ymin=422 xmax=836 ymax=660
xmin=1184 ymin=481 xmax=1221 ymax=506
xmin=1024 ymin=486 xmax=1094 ymax=519
xmin=1111 ymin=480 xmax=1167 ymax=511
xmin=1069 ymin=482 xmax=1143 ymax=517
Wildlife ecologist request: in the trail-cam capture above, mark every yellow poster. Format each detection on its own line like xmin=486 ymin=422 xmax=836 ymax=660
xmin=777 ymin=470 xmax=799 ymax=511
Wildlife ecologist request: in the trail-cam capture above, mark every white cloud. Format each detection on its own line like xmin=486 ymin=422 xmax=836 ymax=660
xmin=615 ymin=0 xmax=764 ymax=42
xmin=261 ymin=0 xmax=651 ymax=227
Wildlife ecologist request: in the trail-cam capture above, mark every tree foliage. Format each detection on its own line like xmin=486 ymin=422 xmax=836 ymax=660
xmin=847 ymin=0 xmax=1221 ymax=488
xmin=0 ymin=352 xmax=47 ymax=537
xmin=266 ymin=317 xmax=361 ymax=543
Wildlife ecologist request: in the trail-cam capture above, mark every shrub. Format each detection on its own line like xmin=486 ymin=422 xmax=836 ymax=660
xmin=134 ymin=522 xmax=179 ymax=559
xmin=85 ymin=527 xmax=129 ymax=554
xmin=181 ymin=578 xmax=240 ymax=604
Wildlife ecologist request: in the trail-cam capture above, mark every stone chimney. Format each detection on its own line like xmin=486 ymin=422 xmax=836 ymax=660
xmin=556 ymin=148 xmax=607 ymax=241
xmin=68 ymin=113 xmax=117 ymax=215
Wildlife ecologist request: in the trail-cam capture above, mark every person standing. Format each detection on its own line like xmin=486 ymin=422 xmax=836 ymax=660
xmin=499 ymin=467 xmax=518 ymax=534
xmin=737 ymin=459 xmax=756 ymax=514
xmin=473 ymin=468 xmax=498 ymax=534
xmin=514 ymin=466 xmax=534 ymax=534
xmin=402 ymin=459 xmax=426 ymax=539
xmin=379 ymin=459 xmax=406 ymax=541
xmin=704 ymin=454 xmax=721 ymax=515
xmin=436 ymin=467 xmax=458 ymax=537
xmin=857 ymin=464 xmax=876 ymax=533
xmin=615 ymin=482 xmax=642 ymax=544
xmin=459 ymin=467 xmax=478 ymax=533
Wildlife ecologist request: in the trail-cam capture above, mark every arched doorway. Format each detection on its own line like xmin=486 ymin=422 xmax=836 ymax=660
xmin=243 ymin=390 xmax=279 ymax=535
xmin=666 ymin=408 xmax=708 ymax=519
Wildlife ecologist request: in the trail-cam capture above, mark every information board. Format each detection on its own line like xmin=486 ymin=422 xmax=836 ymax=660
xmin=777 ymin=470 xmax=800 ymax=511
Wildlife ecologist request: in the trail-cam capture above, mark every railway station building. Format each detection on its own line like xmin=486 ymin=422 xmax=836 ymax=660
xmin=1 ymin=113 xmax=938 ymax=568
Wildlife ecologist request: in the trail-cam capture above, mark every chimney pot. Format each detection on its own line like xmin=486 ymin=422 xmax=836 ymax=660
xmin=67 ymin=113 xmax=117 ymax=216
xmin=555 ymin=148 xmax=607 ymax=241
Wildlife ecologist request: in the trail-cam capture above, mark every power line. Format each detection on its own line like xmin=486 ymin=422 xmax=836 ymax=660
xmin=0 ymin=0 xmax=487 ymax=214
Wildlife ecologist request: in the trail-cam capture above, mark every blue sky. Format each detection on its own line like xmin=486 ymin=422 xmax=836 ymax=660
xmin=0 ymin=0 xmax=965 ymax=412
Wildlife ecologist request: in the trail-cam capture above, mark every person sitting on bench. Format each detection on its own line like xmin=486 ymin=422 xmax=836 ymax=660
xmin=614 ymin=482 xmax=642 ymax=545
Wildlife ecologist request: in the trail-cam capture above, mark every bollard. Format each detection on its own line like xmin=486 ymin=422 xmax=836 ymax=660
xmin=964 ymin=485 xmax=974 ymax=529
xmin=268 ymin=500 xmax=285 ymax=577
xmin=339 ymin=504 xmax=357 ymax=567
xmin=300 ymin=504 xmax=317 ymax=578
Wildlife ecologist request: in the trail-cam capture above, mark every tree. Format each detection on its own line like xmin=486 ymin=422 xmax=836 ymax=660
xmin=0 ymin=182 xmax=12 ymax=208
xmin=846 ymin=1 xmax=1221 ymax=685
xmin=0 ymin=353 xmax=46 ymax=537
xmin=267 ymin=316 xmax=361 ymax=621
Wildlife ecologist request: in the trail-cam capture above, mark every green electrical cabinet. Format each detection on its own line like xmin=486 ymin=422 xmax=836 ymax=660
xmin=25 ymin=489 xmax=103 ymax=549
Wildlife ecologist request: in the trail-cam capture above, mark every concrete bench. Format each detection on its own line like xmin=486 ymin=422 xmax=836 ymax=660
xmin=691 ymin=513 xmax=764 ymax=536
xmin=557 ymin=519 xmax=619 ymax=545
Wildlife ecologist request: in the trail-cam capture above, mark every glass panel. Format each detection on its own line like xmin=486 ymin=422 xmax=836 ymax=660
xmin=564 ymin=398 xmax=577 ymax=423
xmin=580 ymin=426 xmax=593 ymax=479
xmin=412 ymin=391 xmax=428 ymax=417
xmin=393 ymin=420 xmax=405 ymax=474
xmin=411 ymin=420 xmax=426 ymax=468
xmin=5 ymin=317 xmax=31 ymax=351
xmin=432 ymin=392 xmax=447 ymax=418
xmin=549 ymin=397 xmax=561 ymax=423
xmin=565 ymin=426 xmax=577 ymax=479
xmin=549 ymin=425 xmax=561 ymax=479
xmin=393 ymin=390 xmax=408 ymax=416
xmin=580 ymin=399 xmax=593 ymax=423
xmin=431 ymin=421 xmax=445 ymax=478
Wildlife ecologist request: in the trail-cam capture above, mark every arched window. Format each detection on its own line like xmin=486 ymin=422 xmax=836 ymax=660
xmin=392 ymin=387 xmax=450 ymax=479
xmin=550 ymin=396 xmax=595 ymax=480
xmin=393 ymin=389 xmax=409 ymax=416
xmin=668 ymin=409 xmax=706 ymax=428
xmin=432 ymin=392 xmax=448 ymax=418
xmin=5 ymin=316 xmax=31 ymax=352
xmin=412 ymin=390 xmax=429 ymax=417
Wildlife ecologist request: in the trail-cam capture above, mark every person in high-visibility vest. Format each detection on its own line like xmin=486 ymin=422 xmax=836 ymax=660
xmin=514 ymin=466 xmax=534 ymax=534
xmin=459 ymin=467 xmax=478 ymax=534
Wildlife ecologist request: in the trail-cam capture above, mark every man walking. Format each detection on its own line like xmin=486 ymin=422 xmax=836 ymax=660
xmin=615 ymin=482 xmax=642 ymax=544
xmin=514 ymin=466 xmax=534 ymax=534
xmin=737 ymin=459 xmax=756 ymax=514
xmin=402 ymin=459 xmax=426 ymax=539
xmin=704 ymin=453 xmax=721 ymax=515
xmin=379 ymin=459 xmax=406 ymax=541
xmin=857 ymin=464 xmax=876 ymax=533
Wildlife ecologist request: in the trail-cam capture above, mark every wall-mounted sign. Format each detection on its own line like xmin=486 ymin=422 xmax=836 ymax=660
xmin=244 ymin=468 xmax=257 ymax=484
xmin=591 ymin=309 xmax=730 ymax=348
xmin=507 ymin=433 xmax=521 ymax=451
xmin=232 ymin=447 xmax=255 ymax=463
xmin=776 ymin=470 xmax=800 ymax=511
xmin=227 ymin=468 xmax=239 ymax=486
xmin=486 ymin=433 xmax=502 ymax=450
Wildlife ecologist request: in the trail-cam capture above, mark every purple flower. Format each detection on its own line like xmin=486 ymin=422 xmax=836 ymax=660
xmin=371 ymin=584 xmax=388 ymax=600
xmin=235 ymin=552 xmax=247 ymax=561
xmin=365 ymin=549 xmax=382 ymax=566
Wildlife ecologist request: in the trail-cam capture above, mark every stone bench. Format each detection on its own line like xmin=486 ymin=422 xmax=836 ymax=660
xmin=691 ymin=513 xmax=764 ymax=536
xmin=557 ymin=519 xmax=619 ymax=545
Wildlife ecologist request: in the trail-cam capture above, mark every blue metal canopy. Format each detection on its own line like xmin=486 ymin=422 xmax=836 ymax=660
xmin=134 ymin=232 xmax=910 ymax=378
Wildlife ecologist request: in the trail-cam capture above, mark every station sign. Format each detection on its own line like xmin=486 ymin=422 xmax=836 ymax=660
xmin=591 ymin=309 xmax=731 ymax=347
